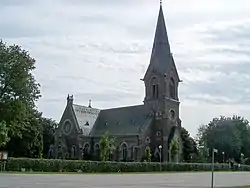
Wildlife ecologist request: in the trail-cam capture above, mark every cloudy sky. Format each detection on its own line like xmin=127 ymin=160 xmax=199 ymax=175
xmin=1 ymin=0 xmax=250 ymax=136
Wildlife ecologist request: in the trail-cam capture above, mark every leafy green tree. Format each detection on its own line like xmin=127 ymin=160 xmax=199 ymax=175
xmin=145 ymin=146 xmax=151 ymax=162
xmin=170 ymin=139 xmax=179 ymax=162
xmin=0 ymin=121 xmax=10 ymax=147
xmin=180 ymin=127 xmax=198 ymax=162
xmin=40 ymin=117 xmax=58 ymax=158
xmin=196 ymin=115 xmax=250 ymax=163
xmin=5 ymin=110 xmax=43 ymax=158
xmin=0 ymin=40 xmax=41 ymax=157
xmin=100 ymin=132 xmax=115 ymax=161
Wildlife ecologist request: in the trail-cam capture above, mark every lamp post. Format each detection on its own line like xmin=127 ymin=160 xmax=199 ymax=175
xmin=240 ymin=153 xmax=244 ymax=167
xmin=222 ymin=152 xmax=225 ymax=163
xmin=211 ymin=148 xmax=218 ymax=188
xmin=159 ymin=145 xmax=162 ymax=171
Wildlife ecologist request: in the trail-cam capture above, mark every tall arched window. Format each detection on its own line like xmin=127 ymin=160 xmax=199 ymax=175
xmin=151 ymin=77 xmax=159 ymax=98
xmin=57 ymin=145 xmax=63 ymax=159
xmin=121 ymin=143 xmax=128 ymax=161
xmin=94 ymin=143 xmax=100 ymax=158
xmin=83 ymin=143 xmax=90 ymax=155
xmin=71 ymin=145 xmax=76 ymax=158
xmin=169 ymin=78 xmax=175 ymax=99
xmin=133 ymin=147 xmax=138 ymax=161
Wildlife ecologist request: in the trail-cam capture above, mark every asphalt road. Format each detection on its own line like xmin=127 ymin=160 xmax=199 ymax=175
xmin=0 ymin=172 xmax=250 ymax=188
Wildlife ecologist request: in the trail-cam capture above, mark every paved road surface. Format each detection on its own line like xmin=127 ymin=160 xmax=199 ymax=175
xmin=0 ymin=172 xmax=250 ymax=188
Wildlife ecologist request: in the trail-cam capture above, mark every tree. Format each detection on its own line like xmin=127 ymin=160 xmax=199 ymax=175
xmin=170 ymin=139 xmax=179 ymax=162
xmin=180 ymin=127 xmax=198 ymax=162
xmin=5 ymin=110 xmax=43 ymax=158
xmin=100 ymin=132 xmax=115 ymax=161
xmin=0 ymin=121 xmax=9 ymax=147
xmin=196 ymin=115 xmax=250 ymax=163
xmin=0 ymin=40 xmax=41 ymax=157
xmin=40 ymin=117 xmax=58 ymax=158
xmin=145 ymin=146 xmax=151 ymax=162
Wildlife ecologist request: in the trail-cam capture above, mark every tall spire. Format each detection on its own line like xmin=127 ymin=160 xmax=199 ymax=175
xmin=152 ymin=3 xmax=171 ymax=55
xmin=143 ymin=3 xmax=172 ymax=80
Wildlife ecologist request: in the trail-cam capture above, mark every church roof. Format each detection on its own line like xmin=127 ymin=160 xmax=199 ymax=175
xmin=71 ymin=103 xmax=153 ymax=136
xmin=90 ymin=105 xmax=153 ymax=136
xmin=72 ymin=104 xmax=100 ymax=135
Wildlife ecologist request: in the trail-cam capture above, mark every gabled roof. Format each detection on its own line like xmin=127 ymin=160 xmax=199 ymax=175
xmin=90 ymin=105 xmax=153 ymax=136
xmin=143 ymin=4 xmax=180 ymax=81
xmin=72 ymin=104 xmax=100 ymax=135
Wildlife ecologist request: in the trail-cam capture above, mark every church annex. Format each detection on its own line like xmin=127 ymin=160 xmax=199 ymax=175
xmin=54 ymin=3 xmax=183 ymax=162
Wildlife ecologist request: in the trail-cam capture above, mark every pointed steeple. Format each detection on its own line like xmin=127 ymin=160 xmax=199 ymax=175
xmin=143 ymin=3 xmax=175 ymax=80
xmin=152 ymin=2 xmax=171 ymax=55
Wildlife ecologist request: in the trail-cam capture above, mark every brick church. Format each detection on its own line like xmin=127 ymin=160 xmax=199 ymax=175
xmin=53 ymin=3 xmax=183 ymax=162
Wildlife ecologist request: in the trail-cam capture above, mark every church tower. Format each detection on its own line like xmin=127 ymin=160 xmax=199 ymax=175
xmin=143 ymin=2 xmax=182 ymax=162
xmin=143 ymin=2 xmax=181 ymax=115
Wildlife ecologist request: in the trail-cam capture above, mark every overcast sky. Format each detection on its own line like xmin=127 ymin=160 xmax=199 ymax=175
xmin=1 ymin=0 xmax=250 ymax=136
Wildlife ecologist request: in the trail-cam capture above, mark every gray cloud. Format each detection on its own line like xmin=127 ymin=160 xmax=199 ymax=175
xmin=2 ymin=0 xmax=250 ymax=136
xmin=178 ymin=19 xmax=250 ymax=106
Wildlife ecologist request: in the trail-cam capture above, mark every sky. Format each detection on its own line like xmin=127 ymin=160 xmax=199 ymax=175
xmin=1 ymin=0 xmax=250 ymax=137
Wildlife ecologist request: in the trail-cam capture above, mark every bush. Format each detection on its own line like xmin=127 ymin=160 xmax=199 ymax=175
xmin=4 ymin=157 xmax=250 ymax=173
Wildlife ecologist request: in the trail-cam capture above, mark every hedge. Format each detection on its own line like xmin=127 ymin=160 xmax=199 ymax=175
xmin=2 ymin=157 xmax=250 ymax=173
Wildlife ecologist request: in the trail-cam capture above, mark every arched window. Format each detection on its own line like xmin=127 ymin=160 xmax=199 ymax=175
xmin=151 ymin=77 xmax=159 ymax=98
xmin=133 ymin=147 xmax=138 ymax=161
xmin=83 ymin=143 xmax=90 ymax=154
xmin=57 ymin=145 xmax=63 ymax=159
xmin=71 ymin=145 xmax=76 ymax=158
xmin=121 ymin=143 xmax=128 ymax=161
xmin=94 ymin=143 xmax=100 ymax=158
xmin=95 ymin=143 xmax=100 ymax=152
xmin=169 ymin=78 xmax=175 ymax=99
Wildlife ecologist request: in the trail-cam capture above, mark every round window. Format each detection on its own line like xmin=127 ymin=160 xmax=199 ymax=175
xmin=64 ymin=121 xmax=72 ymax=134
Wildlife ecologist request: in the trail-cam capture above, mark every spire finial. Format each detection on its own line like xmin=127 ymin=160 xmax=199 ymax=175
xmin=160 ymin=0 xmax=162 ymax=6
xmin=88 ymin=99 xmax=92 ymax=108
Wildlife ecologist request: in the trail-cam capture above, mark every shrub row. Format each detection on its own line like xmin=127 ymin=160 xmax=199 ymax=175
xmin=3 ymin=157 xmax=250 ymax=173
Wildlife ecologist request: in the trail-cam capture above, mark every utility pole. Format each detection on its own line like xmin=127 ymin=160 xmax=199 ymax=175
xmin=211 ymin=148 xmax=218 ymax=188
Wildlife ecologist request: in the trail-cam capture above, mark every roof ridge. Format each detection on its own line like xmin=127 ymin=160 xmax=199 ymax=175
xmin=102 ymin=104 xmax=144 ymax=111
xmin=72 ymin=103 xmax=100 ymax=111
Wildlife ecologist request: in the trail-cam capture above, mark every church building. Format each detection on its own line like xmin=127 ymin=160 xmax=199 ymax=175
xmin=54 ymin=3 xmax=183 ymax=162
